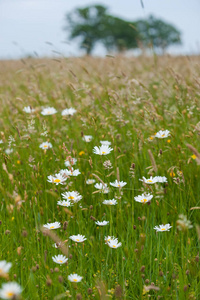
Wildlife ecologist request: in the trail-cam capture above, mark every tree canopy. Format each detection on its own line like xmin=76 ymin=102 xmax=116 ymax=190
xmin=64 ymin=5 xmax=181 ymax=55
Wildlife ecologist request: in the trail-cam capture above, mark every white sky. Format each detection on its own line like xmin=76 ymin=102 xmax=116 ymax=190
xmin=0 ymin=0 xmax=200 ymax=59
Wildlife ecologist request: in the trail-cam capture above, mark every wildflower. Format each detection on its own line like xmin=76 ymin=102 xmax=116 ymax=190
xmin=100 ymin=141 xmax=111 ymax=146
xmin=176 ymin=214 xmax=193 ymax=231
xmin=68 ymin=274 xmax=82 ymax=283
xmin=41 ymin=107 xmax=57 ymax=115
xmin=107 ymin=239 xmax=122 ymax=249
xmin=103 ymin=160 xmax=113 ymax=169
xmin=86 ymin=179 xmax=95 ymax=185
xmin=147 ymin=135 xmax=155 ymax=141
xmin=154 ymin=224 xmax=172 ymax=232
xmin=154 ymin=176 xmax=168 ymax=183
xmin=39 ymin=142 xmax=52 ymax=150
xmin=43 ymin=222 xmax=61 ymax=230
xmin=155 ymin=130 xmax=170 ymax=139
xmin=82 ymin=135 xmax=92 ymax=142
xmin=79 ymin=151 xmax=85 ymax=156
xmin=0 ymin=282 xmax=22 ymax=299
xmin=69 ymin=234 xmax=87 ymax=243
xmin=64 ymin=158 xmax=77 ymax=167
xmin=191 ymin=154 xmax=196 ymax=160
xmin=59 ymin=168 xmax=81 ymax=177
xmin=23 ymin=106 xmax=35 ymax=113
xmin=94 ymin=183 xmax=109 ymax=194
xmin=57 ymin=200 xmax=73 ymax=207
xmin=104 ymin=236 xmax=113 ymax=243
xmin=5 ymin=149 xmax=13 ymax=155
xmin=61 ymin=108 xmax=76 ymax=116
xmin=110 ymin=180 xmax=127 ymax=188
xmin=61 ymin=191 xmax=82 ymax=203
xmin=52 ymin=255 xmax=68 ymax=265
xmin=139 ymin=176 xmax=157 ymax=184
xmin=47 ymin=174 xmax=67 ymax=185
xmin=93 ymin=145 xmax=113 ymax=155
xmin=167 ymin=139 xmax=171 ymax=143
xmin=0 ymin=261 xmax=12 ymax=277
xmin=95 ymin=221 xmax=109 ymax=226
xmin=103 ymin=199 xmax=117 ymax=205
xmin=134 ymin=193 xmax=153 ymax=203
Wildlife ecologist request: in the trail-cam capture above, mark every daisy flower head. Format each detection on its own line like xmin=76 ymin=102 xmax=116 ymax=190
xmin=134 ymin=193 xmax=153 ymax=204
xmin=61 ymin=191 xmax=82 ymax=203
xmin=61 ymin=108 xmax=77 ymax=116
xmin=82 ymin=135 xmax=92 ymax=142
xmin=155 ymin=130 xmax=170 ymax=139
xmin=100 ymin=140 xmax=111 ymax=146
xmin=94 ymin=182 xmax=109 ymax=194
xmin=93 ymin=145 xmax=113 ymax=155
xmin=154 ymin=176 xmax=168 ymax=183
xmin=41 ymin=107 xmax=57 ymax=116
xmin=39 ymin=142 xmax=52 ymax=150
xmin=107 ymin=239 xmax=122 ymax=249
xmin=64 ymin=158 xmax=77 ymax=167
xmin=154 ymin=224 xmax=172 ymax=232
xmin=0 ymin=261 xmax=12 ymax=277
xmin=47 ymin=173 xmax=67 ymax=185
xmin=110 ymin=180 xmax=127 ymax=188
xmin=52 ymin=254 xmax=68 ymax=265
xmin=43 ymin=222 xmax=61 ymax=230
xmin=68 ymin=273 xmax=82 ymax=283
xmin=5 ymin=149 xmax=13 ymax=155
xmin=69 ymin=234 xmax=87 ymax=243
xmin=104 ymin=236 xmax=113 ymax=243
xmin=103 ymin=199 xmax=117 ymax=205
xmin=86 ymin=179 xmax=95 ymax=185
xmin=60 ymin=168 xmax=81 ymax=177
xmin=23 ymin=106 xmax=35 ymax=113
xmin=0 ymin=282 xmax=22 ymax=299
xmin=95 ymin=221 xmax=109 ymax=226
xmin=57 ymin=200 xmax=73 ymax=207
xmin=139 ymin=176 xmax=157 ymax=184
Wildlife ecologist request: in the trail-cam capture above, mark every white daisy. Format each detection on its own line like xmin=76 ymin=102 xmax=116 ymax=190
xmin=39 ymin=142 xmax=52 ymax=150
xmin=154 ymin=176 xmax=168 ymax=183
xmin=61 ymin=191 xmax=82 ymax=203
xmin=104 ymin=236 xmax=114 ymax=243
xmin=0 ymin=282 xmax=22 ymax=299
xmin=52 ymin=255 xmax=68 ymax=265
xmin=94 ymin=183 xmax=109 ymax=194
xmin=107 ymin=239 xmax=122 ymax=249
xmin=100 ymin=140 xmax=111 ymax=146
xmin=110 ymin=180 xmax=127 ymax=188
xmin=93 ymin=145 xmax=113 ymax=155
xmin=95 ymin=221 xmax=109 ymax=226
xmin=62 ymin=108 xmax=77 ymax=116
xmin=82 ymin=135 xmax=93 ymax=142
xmin=23 ymin=106 xmax=35 ymax=113
xmin=154 ymin=224 xmax=172 ymax=232
xmin=64 ymin=158 xmax=77 ymax=167
xmin=57 ymin=200 xmax=73 ymax=207
xmin=103 ymin=199 xmax=117 ymax=205
xmin=5 ymin=149 xmax=13 ymax=155
xmin=47 ymin=174 xmax=67 ymax=185
xmin=139 ymin=176 xmax=158 ymax=184
xmin=69 ymin=234 xmax=87 ymax=243
xmin=68 ymin=273 xmax=82 ymax=283
xmin=41 ymin=107 xmax=57 ymax=115
xmin=43 ymin=222 xmax=61 ymax=230
xmin=86 ymin=179 xmax=95 ymax=185
xmin=155 ymin=130 xmax=170 ymax=139
xmin=0 ymin=261 xmax=12 ymax=277
xmin=60 ymin=168 xmax=81 ymax=177
xmin=134 ymin=193 xmax=153 ymax=203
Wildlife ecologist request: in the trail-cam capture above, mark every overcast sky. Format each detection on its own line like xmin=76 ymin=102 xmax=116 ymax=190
xmin=0 ymin=0 xmax=200 ymax=59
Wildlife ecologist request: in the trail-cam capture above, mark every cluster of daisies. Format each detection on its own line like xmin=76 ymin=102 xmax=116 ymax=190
xmin=23 ymin=106 xmax=77 ymax=116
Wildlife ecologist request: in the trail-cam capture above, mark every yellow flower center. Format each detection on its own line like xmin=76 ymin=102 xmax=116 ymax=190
xmin=162 ymin=134 xmax=165 ymax=137
xmin=118 ymin=184 xmax=120 ymax=187
xmin=58 ymin=260 xmax=63 ymax=263
xmin=73 ymin=279 xmax=78 ymax=282
xmin=161 ymin=228 xmax=166 ymax=231
xmin=50 ymin=226 xmax=55 ymax=229
xmin=102 ymin=151 xmax=106 ymax=154
xmin=76 ymin=239 xmax=80 ymax=241
xmin=142 ymin=199 xmax=147 ymax=203
xmin=43 ymin=145 xmax=48 ymax=148
xmin=147 ymin=180 xmax=152 ymax=182
xmin=68 ymin=196 xmax=74 ymax=200
xmin=6 ymin=292 xmax=14 ymax=297
xmin=54 ymin=179 xmax=61 ymax=183
xmin=113 ymin=245 xmax=116 ymax=247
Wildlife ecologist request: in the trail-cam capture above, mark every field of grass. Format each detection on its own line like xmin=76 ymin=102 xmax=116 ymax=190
xmin=0 ymin=55 xmax=199 ymax=299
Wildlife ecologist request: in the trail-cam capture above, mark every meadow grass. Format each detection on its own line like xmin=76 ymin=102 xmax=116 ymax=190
xmin=0 ymin=55 xmax=199 ymax=299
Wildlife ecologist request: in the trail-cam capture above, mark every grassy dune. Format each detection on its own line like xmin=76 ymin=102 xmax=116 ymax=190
xmin=0 ymin=55 xmax=199 ymax=299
